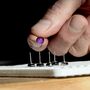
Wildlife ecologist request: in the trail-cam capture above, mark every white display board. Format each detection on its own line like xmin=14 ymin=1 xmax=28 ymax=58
xmin=0 ymin=61 xmax=90 ymax=77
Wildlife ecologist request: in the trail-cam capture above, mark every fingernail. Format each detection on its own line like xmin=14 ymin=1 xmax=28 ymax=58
xmin=69 ymin=16 xmax=85 ymax=33
xmin=32 ymin=19 xmax=51 ymax=32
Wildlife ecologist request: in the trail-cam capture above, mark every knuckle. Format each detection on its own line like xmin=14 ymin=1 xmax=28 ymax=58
xmin=52 ymin=0 xmax=62 ymax=15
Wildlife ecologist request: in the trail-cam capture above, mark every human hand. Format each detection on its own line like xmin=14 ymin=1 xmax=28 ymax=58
xmin=27 ymin=0 xmax=90 ymax=57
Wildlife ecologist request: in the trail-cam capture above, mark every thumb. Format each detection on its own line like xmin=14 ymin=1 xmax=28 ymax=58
xmin=31 ymin=0 xmax=85 ymax=37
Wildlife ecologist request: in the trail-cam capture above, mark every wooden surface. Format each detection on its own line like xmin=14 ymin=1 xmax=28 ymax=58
xmin=0 ymin=76 xmax=90 ymax=90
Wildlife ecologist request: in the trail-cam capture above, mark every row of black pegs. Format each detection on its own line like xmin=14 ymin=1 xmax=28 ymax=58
xmin=28 ymin=51 xmax=68 ymax=67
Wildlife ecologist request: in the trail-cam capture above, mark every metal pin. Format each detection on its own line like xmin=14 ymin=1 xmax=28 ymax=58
xmin=37 ymin=51 xmax=43 ymax=66
xmin=28 ymin=52 xmax=35 ymax=67
xmin=49 ymin=51 xmax=51 ymax=63
xmin=62 ymin=55 xmax=68 ymax=65
xmin=39 ymin=51 xmax=42 ymax=64
xmin=52 ymin=51 xmax=59 ymax=65
xmin=54 ymin=52 xmax=56 ymax=62
xmin=46 ymin=51 xmax=52 ymax=66
xmin=29 ymin=52 xmax=33 ymax=64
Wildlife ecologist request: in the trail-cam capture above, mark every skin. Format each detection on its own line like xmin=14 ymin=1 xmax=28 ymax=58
xmin=27 ymin=0 xmax=90 ymax=57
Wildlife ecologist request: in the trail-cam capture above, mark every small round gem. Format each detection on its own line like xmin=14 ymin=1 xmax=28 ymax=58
xmin=36 ymin=37 xmax=44 ymax=44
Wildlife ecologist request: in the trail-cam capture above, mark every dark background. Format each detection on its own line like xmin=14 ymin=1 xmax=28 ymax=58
xmin=0 ymin=0 xmax=89 ymax=65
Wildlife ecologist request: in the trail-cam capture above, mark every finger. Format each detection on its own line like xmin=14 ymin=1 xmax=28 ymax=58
xmin=87 ymin=16 xmax=90 ymax=52
xmin=48 ymin=15 xmax=88 ymax=56
xmin=69 ymin=34 xmax=89 ymax=57
xmin=69 ymin=16 xmax=90 ymax=57
xmin=31 ymin=0 xmax=85 ymax=37
xmin=27 ymin=34 xmax=48 ymax=51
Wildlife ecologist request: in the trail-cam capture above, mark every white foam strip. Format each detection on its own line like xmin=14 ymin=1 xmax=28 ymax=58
xmin=0 ymin=61 xmax=90 ymax=77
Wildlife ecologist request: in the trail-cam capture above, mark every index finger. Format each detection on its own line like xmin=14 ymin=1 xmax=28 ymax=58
xmin=31 ymin=0 xmax=85 ymax=37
